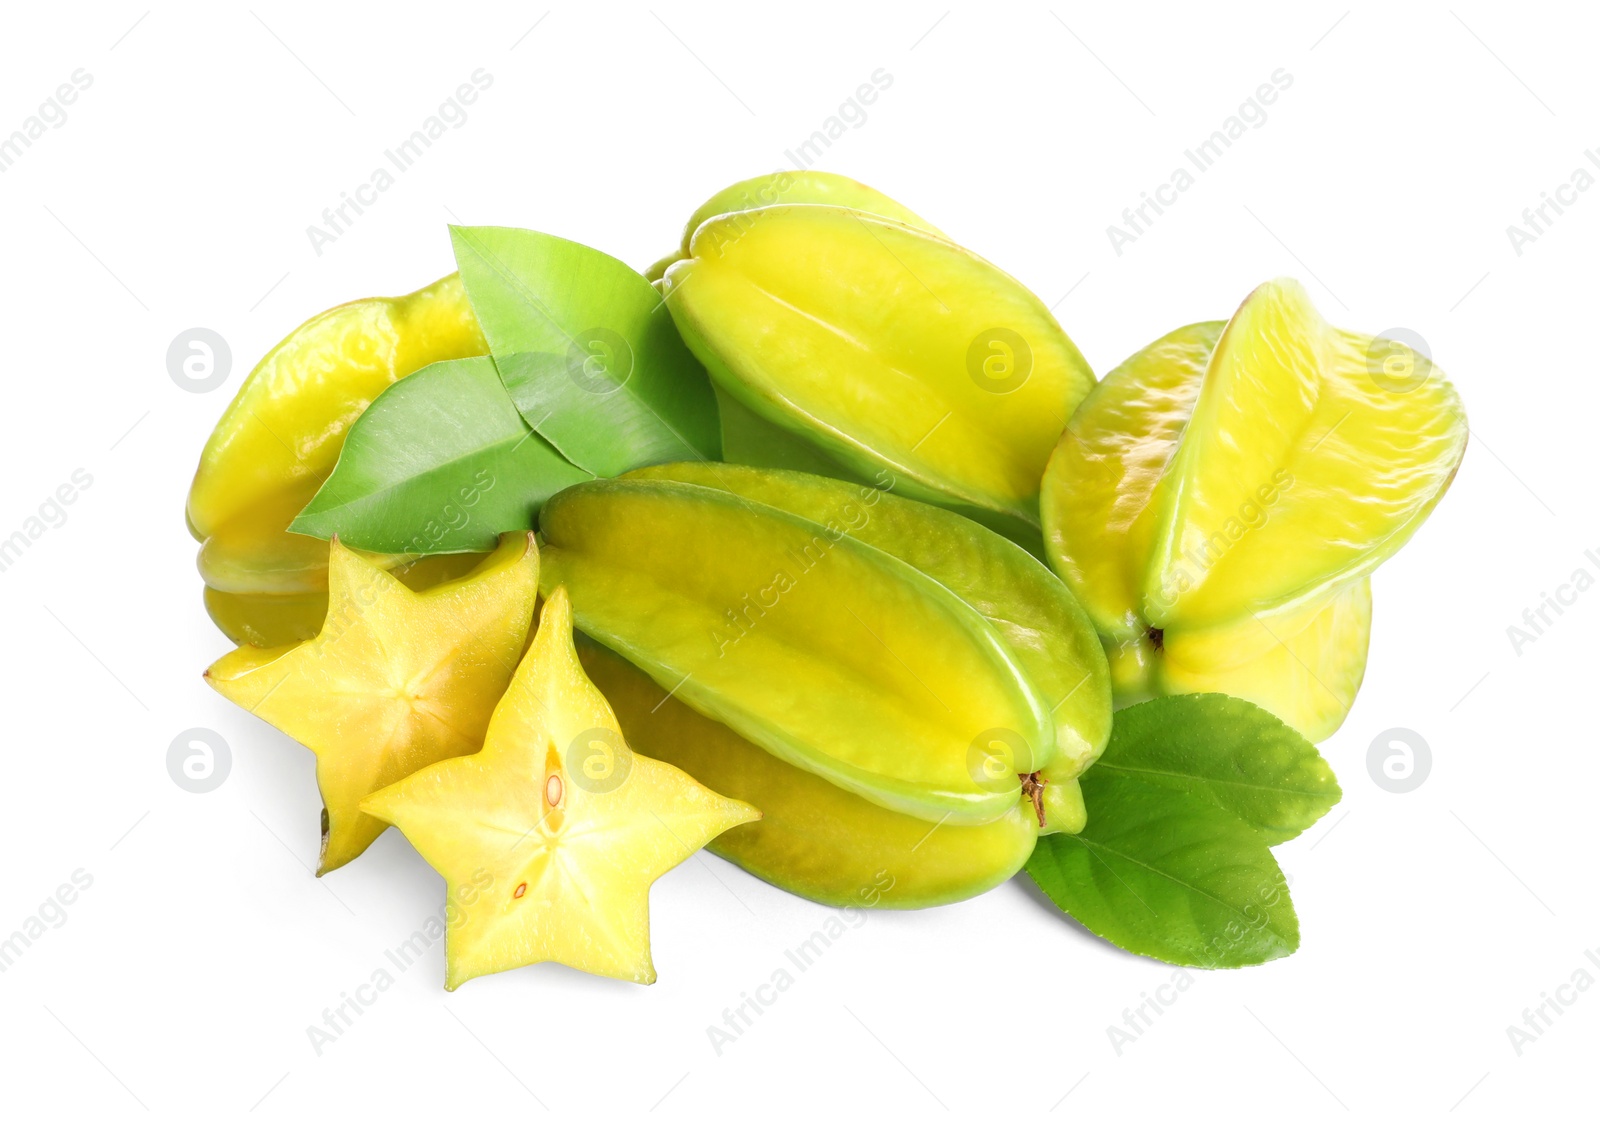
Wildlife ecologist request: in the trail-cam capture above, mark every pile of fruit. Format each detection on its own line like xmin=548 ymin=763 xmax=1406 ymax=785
xmin=189 ymin=172 xmax=1467 ymax=986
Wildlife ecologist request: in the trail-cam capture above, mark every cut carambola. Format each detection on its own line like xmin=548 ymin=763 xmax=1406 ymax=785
xmin=205 ymin=533 xmax=538 ymax=873
xmin=364 ymin=586 xmax=757 ymax=987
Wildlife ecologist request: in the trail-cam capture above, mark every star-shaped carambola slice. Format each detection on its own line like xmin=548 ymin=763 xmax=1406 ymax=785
xmin=361 ymin=586 xmax=760 ymax=989
xmin=205 ymin=532 xmax=539 ymax=874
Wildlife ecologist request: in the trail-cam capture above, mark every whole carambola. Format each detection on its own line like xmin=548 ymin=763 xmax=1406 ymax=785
xmin=1040 ymin=279 xmax=1468 ymax=740
xmin=645 ymin=170 xmax=943 ymax=281
xmin=186 ymin=274 xmax=487 ymax=646
xmin=659 ymin=175 xmax=1096 ymax=546
xmin=579 ymin=637 xmax=1040 ymax=910
xmin=540 ymin=464 xmax=1112 ymax=905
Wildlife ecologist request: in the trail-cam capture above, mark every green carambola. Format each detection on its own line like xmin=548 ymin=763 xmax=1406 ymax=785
xmin=645 ymin=169 xmax=944 ymax=281
xmin=579 ymin=636 xmax=1042 ymax=910
xmin=539 ymin=465 xmax=1111 ymax=835
xmin=1041 ymin=279 xmax=1467 ymax=740
xmin=659 ymin=175 xmax=1095 ymax=547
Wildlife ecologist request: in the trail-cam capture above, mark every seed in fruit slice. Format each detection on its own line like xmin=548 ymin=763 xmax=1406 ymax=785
xmin=204 ymin=532 xmax=538 ymax=873
xmin=362 ymin=587 xmax=759 ymax=988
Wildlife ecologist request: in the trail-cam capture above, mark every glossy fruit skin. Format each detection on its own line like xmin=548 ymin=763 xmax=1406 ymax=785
xmin=1155 ymin=577 xmax=1371 ymax=740
xmin=202 ymin=586 xmax=328 ymax=650
xmin=625 ymin=462 xmax=1111 ymax=781
xmin=187 ymin=273 xmax=488 ymax=643
xmin=1041 ymin=280 xmax=1466 ymax=740
xmin=645 ymin=170 xmax=942 ymax=281
xmin=540 ymin=473 xmax=1056 ymax=825
xmin=541 ymin=465 xmax=1110 ymax=907
xmin=660 ymin=203 xmax=1095 ymax=547
xmin=579 ymin=636 xmax=1038 ymax=909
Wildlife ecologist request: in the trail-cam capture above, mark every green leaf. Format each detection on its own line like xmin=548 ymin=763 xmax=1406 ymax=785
xmin=1027 ymin=771 xmax=1298 ymax=968
xmin=291 ymin=356 xmax=591 ymax=554
xmin=1095 ymin=694 xmax=1340 ymax=843
xmin=450 ymin=225 xmax=721 ymax=475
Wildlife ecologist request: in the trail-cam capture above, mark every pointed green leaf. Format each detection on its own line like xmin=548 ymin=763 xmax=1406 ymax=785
xmin=450 ymin=225 xmax=720 ymax=475
xmin=1027 ymin=771 xmax=1298 ymax=968
xmin=1093 ymin=694 xmax=1341 ymax=843
xmin=291 ymin=356 xmax=591 ymax=554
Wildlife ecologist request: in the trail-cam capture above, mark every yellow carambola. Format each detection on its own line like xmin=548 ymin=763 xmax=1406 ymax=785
xmin=1041 ymin=279 xmax=1467 ymax=740
xmin=579 ymin=636 xmax=1040 ymax=910
xmin=543 ymin=476 xmax=1050 ymax=824
xmin=205 ymin=533 xmax=539 ymax=873
xmin=540 ymin=464 xmax=1111 ymax=905
xmin=186 ymin=274 xmax=488 ymax=646
xmin=659 ymin=174 xmax=1095 ymax=546
xmin=645 ymin=170 xmax=943 ymax=281
xmin=363 ymin=587 xmax=759 ymax=988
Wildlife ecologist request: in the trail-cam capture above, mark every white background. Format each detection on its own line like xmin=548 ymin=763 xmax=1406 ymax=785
xmin=0 ymin=2 xmax=1592 ymax=1118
